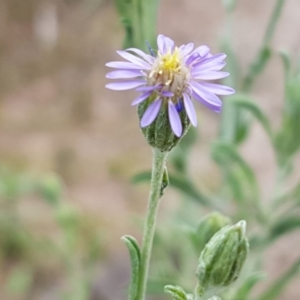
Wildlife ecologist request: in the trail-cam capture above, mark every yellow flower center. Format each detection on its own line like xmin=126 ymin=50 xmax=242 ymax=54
xmin=158 ymin=47 xmax=181 ymax=73
xmin=147 ymin=47 xmax=189 ymax=99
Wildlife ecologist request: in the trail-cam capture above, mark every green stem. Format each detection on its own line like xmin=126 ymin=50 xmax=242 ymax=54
xmin=132 ymin=0 xmax=143 ymax=48
xmin=141 ymin=0 xmax=159 ymax=48
xmin=136 ymin=148 xmax=168 ymax=300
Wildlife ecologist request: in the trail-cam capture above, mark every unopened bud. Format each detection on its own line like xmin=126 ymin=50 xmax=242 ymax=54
xmin=192 ymin=212 xmax=231 ymax=253
xmin=196 ymin=221 xmax=249 ymax=295
xmin=138 ymin=97 xmax=190 ymax=152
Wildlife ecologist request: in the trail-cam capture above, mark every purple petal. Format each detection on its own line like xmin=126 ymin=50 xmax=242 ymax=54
xmin=187 ymin=46 xmax=211 ymax=66
xmin=106 ymin=61 xmax=147 ymax=70
xmin=161 ymin=91 xmax=174 ymax=97
xmin=193 ymin=61 xmax=226 ymax=73
xmin=192 ymin=91 xmax=222 ymax=112
xmin=193 ymin=53 xmax=227 ymax=69
xmin=175 ymin=101 xmax=184 ymax=112
xmin=199 ymin=83 xmax=235 ymax=95
xmin=164 ymin=36 xmax=175 ymax=52
xmin=192 ymin=71 xmax=230 ymax=80
xmin=157 ymin=35 xmax=166 ymax=54
xmin=194 ymin=45 xmax=210 ymax=57
xmin=168 ymin=100 xmax=182 ymax=137
xmin=117 ymin=50 xmax=151 ymax=69
xmin=183 ymin=93 xmax=197 ymax=126
xmin=189 ymin=81 xmax=222 ymax=107
xmin=106 ymin=70 xmax=143 ymax=79
xmin=157 ymin=35 xmax=175 ymax=54
xmin=131 ymin=91 xmax=152 ymax=106
xmin=136 ymin=85 xmax=162 ymax=92
xmin=185 ymin=52 xmax=200 ymax=66
xmin=141 ymin=98 xmax=162 ymax=127
xmin=105 ymin=80 xmax=145 ymax=91
xmin=180 ymin=43 xmax=194 ymax=56
xmin=126 ymin=48 xmax=155 ymax=64
xmin=207 ymin=61 xmax=226 ymax=71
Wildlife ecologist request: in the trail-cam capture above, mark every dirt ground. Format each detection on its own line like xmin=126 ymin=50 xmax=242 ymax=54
xmin=0 ymin=0 xmax=300 ymax=299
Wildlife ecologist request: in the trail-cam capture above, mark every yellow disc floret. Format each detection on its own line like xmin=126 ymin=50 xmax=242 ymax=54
xmin=159 ymin=47 xmax=181 ymax=73
xmin=148 ymin=47 xmax=190 ymax=98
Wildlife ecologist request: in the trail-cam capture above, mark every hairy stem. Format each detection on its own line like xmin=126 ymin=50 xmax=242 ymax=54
xmin=136 ymin=148 xmax=168 ymax=300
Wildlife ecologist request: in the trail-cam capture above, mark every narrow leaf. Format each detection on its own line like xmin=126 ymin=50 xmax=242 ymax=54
xmin=269 ymin=215 xmax=300 ymax=241
xmin=164 ymin=285 xmax=188 ymax=300
xmin=121 ymin=235 xmax=141 ymax=300
xmin=212 ymin=141 xmax=260 ymax=200
xmin=243 ymin=46 xmax=272 ymax=92
xmin=279 ymin=50 xmax=291 ymax=81
xmin=131 ymin=171 xmax=151 ymax=184
xmin=230 ymin=95 xmax=273 ymax=140
xmin=132 ymin=171 xmax=212 ymax=207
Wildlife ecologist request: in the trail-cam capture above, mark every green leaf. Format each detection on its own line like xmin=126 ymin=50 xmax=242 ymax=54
xmin=114 ymin=0 xmax=135 ymax=49
xmin=269 ymin=215 xmax=300 ymax=241
xmin=230 ymin=95 xmax=273 ymax=140
xmin=212 ymin=142 xmax=267 ymax=223
xmin=168 ymin=174 xmax=212 ymax=207
xmin=131 ymin=169 xmax=169 ymax=198
xmin=132 ymin=171 xmax=212 ymax=207
xmin=275 ymin=73 xmax=300 ymax=163
xmin=131 ymin=171 xmax=151 ymax=184
xmin=121 ymin=235 xmax=141 ymax=300
xmin=164 ymin=285 xmax=189 ymax=300
xmin=279 ymin=50 xmax=291 ymax=80
xmin=243 ymin=46 xmax=272 ymax=92
xmin=212 ymin=141 xmax=260 ymax=202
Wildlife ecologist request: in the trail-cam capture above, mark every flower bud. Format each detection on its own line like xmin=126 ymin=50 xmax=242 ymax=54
xmin=196 ymin=221 xmax=249 ymax=295
xmin=192 ymin=212 xmax=231 ymax=253
xmin=138 ymin=96 xmax=190 ymax=152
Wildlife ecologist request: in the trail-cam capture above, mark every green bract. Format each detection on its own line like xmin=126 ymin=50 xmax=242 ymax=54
xmin=138 ymin=97 xmax=190 ymax=152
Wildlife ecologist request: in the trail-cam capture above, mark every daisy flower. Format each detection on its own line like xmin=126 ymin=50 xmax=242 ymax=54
xmin=105 ymin=34 xmax=234 ymax=137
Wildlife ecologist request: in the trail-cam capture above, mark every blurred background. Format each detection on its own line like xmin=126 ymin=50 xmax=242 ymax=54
xmin=0 ymin=0 xmax=300 ymax=299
